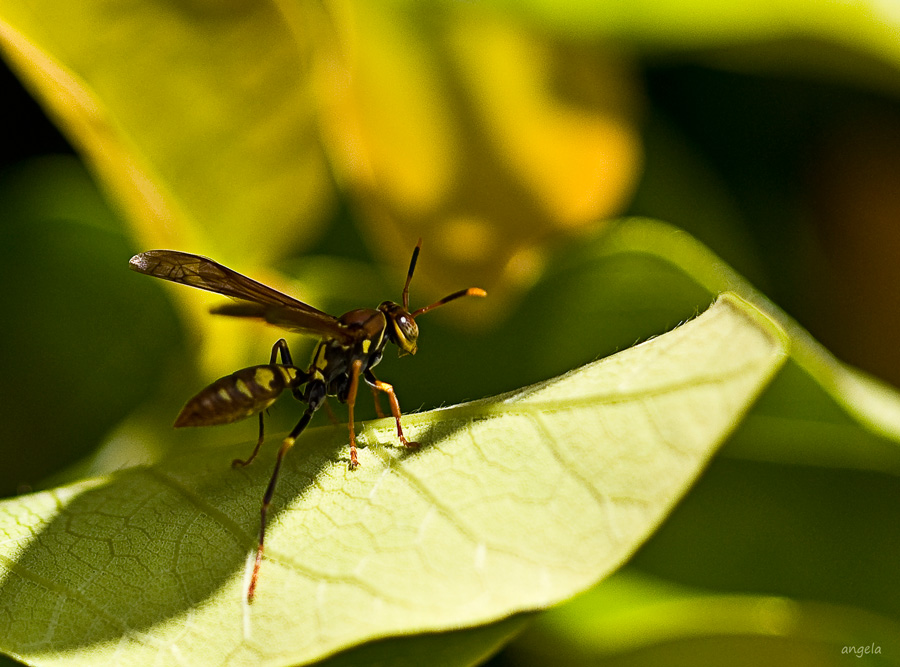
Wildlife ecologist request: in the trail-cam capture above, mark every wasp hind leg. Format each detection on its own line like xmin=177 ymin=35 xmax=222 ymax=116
xmin=231 ymin=412 xmax=267 ymax=469
xmin=232 ymin=338 xmax=302 ymax=469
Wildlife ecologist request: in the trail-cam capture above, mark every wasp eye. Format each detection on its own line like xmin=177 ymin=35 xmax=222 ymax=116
xmin=397 ymin=314 xmax=418 ymax=341
xmin=378 ymin=301 xmax=420 ymax=354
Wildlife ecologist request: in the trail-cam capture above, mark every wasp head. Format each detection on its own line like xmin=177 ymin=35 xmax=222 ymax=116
xmin=379 ymin=301 xmax=419 ymax=356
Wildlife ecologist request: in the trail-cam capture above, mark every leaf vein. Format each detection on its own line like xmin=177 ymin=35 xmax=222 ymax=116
xmin=145 ymin=468 xmax=412 ymax=603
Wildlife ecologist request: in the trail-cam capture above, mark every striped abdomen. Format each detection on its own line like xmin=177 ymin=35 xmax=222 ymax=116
xmin=175 ymin=365 xmax=303 ymax=427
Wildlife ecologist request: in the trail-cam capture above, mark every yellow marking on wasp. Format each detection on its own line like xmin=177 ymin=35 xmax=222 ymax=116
xmin=234 ymin=379 xmax=254 ymax=398
xmin=361 ymin=339 xmax=371 ymax=353
xmin=278 ymin=367 xmax=298 ymax=383
xmin=253 ymin=367 xmax=276 ymax=389
xmin=392 ymin=322 xmax=407 ymax=344
xmin=218 ymin=388 xmax=232 ymax=402
xmin=314 ymin=344 xmax=329 ymax=369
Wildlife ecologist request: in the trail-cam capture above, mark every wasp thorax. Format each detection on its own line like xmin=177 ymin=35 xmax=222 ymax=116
xmin=379 ymin=301 xmax=419 ymax=355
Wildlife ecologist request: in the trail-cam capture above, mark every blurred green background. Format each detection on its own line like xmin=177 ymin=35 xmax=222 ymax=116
xmin=1 ymin=0 xmax=899 ymax=664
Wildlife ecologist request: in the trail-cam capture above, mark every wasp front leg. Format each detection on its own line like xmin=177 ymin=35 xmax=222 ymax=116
xmin=345 ymin=359 xmax=364 ymax=469
xmin=364 ymin=369 xmax=419 ymax=450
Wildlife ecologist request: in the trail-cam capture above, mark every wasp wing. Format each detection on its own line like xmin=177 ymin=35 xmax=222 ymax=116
xmin=210 ymin=302 xmax=361 ymax=344
xmin=129 ymin=250 xmax=355 ymax=344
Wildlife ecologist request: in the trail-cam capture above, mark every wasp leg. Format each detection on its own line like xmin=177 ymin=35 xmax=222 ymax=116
xmin=232 ymin=339 xmax=298 ymax=469
xmin=232 ymin=412 xmax=267 ymax=469
xmin=364 ymin=369 xmax=418 ymax=449
xmin=247 ymin=394 xmax=320 ymax=603
xmin=322 ymin=399 xmax=340 ymax=426
xmin=370 ymin=384 xmax=386 ymax=419
xmin=271 ymin=338 xmax=294 ymax=366
xmin=346 ymin=359 xmax=363 ymax=469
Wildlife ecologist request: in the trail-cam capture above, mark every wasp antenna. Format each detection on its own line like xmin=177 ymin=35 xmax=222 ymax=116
xmin=412 ymin=287 xmax=486 ymax=318
xmin=401 ymin=239 xmax=423 ymax=310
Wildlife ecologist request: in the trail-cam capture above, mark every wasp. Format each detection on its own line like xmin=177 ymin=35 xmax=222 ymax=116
xmin=129 ymin=240 xmax=485 ymax=600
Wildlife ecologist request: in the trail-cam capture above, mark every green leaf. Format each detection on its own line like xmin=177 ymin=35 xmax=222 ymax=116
xmin=0 ymin=294 xmax=786 ymax=666
xmin=515 ymin=219 xmax=900 ymax=623
xmin=541 ymin=219 xmax=900 ymax=476
xmin=504 ymin=570 xmax=900 ymax=666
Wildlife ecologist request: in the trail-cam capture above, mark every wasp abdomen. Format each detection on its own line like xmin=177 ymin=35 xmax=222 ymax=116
xmin=175 ymin=365 xmax=303 ymax=428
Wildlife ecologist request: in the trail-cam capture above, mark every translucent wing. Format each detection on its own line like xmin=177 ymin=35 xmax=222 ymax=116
xmin=209 ymin=302 xmax=360 ymax=344
xmin=129 ymin=250 xmax=355 ymax=343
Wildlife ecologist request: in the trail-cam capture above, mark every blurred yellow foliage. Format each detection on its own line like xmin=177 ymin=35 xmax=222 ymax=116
xmin=315 ymin=1 xmax=643 ymax=311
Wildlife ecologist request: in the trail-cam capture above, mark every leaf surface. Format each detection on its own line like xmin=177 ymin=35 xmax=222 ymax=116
xmin=0 ymin=294 xmax=786 ymax=666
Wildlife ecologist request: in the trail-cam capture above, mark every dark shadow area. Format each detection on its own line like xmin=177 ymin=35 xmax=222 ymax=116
xmin=0 ymin=59 xmax=74 ymax=169
xmin=633 ymin=456 xmax=900 ymax=621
